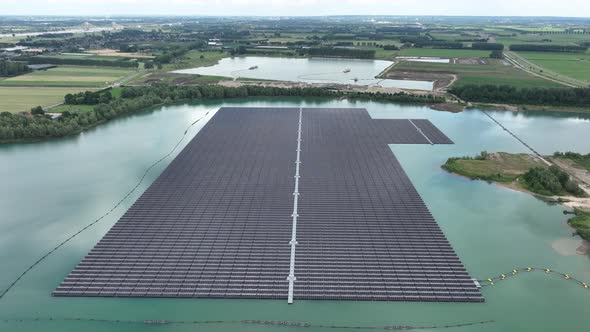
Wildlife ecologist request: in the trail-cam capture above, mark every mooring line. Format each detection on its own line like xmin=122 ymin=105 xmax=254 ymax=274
xmin=0 ymin=317 xmax=496 ymax=330
xmin=0 ymin=110 xmax=212 ymax=299
xmin=481 ymin=110 xmax=551 ymax=166
xmin=477 ymin=267 xmax=589 ymax=290
xmin=287 ymin=107 xmax=303 ymax=304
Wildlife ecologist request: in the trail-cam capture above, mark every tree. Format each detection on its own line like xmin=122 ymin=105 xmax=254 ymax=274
xmin=144 ymin=61 xmax=154 ymax=69
xmin=30 ymin=106 xmax=45 ymax=115
xmin=490 ymin=50 xmax=504 ymax=59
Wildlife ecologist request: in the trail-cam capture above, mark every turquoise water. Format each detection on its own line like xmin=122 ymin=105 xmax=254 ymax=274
xmin=1 ymin=98 xmax=590 ymax=331
xmin=173 ymin=56 xmax=434 ymax=90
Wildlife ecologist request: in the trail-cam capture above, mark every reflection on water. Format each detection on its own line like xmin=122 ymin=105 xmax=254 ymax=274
xmin=173 ymin=56 xmax=434 ymax=90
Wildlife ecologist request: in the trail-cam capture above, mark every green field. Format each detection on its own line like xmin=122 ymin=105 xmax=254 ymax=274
xmin=48 ymin=104 xmax=95 ymax=113
xmin=397 ymin=48 xmax=492 ymax=58
xmin=0 ymin=66 xmax=134 ymax=87
xmin=163 ymin=51 xmax=228 ymax=70
xmin=392 ymin=58 xmax=560 ymax=88
xmin=497 ymin=33 xmax=590 ymax=47
xmin=0 ymin=87 xmax=94 ymax=113
xmin=516 ymin=52 xmax=590 ymax=82
xmin=499 ymin=26 xmax=567 ymax=33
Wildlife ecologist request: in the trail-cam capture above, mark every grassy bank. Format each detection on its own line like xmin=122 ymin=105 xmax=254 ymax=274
xmin=163 ymin=51 xmax=227 ymax=71
xmin=568 ymin=209 xmax=590 ymax=241
xmin=442 ymin=152 xmax=541 ymax=182
xmin=442 ymin=152 xmax=586 ymax=197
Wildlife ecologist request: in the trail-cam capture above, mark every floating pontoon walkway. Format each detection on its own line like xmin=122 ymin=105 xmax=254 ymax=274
xmin=53 ymin=107 xmax=483 ymax=303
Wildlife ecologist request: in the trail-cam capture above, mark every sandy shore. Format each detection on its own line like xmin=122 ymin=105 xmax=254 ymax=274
xmin=217 ymin=80 xmax=443 ymax=97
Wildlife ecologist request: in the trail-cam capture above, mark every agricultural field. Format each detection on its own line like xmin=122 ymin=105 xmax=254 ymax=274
xmin=389 ymin=58 xmax=561 ymax=88
xmin=0 ymin=66 xmax=134 ymax=87
xmin=515 ymin=51 xmax=590 ymax=82
xmin=0 ymin=86 xmax=93 ymax=113
xmin=86 ymin=49 xmax=155 ymax=58
xmin=45 ymin=54 xmax=125 ymax=61
xmin=496 ymin=33 xmax=590 ymax=46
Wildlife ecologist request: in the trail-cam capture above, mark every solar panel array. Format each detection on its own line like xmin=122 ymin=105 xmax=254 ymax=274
xmin=54 ymin=107 xmax=482 ymax=303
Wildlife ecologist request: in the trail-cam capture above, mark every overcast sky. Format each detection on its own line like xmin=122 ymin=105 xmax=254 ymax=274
xmin=4 ymin=0 xmax=590 ymax=17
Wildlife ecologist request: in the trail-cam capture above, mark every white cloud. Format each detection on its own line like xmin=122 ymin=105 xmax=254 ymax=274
xmin=3 ymin=0 xmax=590 ymax=17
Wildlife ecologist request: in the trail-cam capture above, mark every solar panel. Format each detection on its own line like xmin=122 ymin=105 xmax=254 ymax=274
xmin=53 ymin=107 xmax=482 ymax=303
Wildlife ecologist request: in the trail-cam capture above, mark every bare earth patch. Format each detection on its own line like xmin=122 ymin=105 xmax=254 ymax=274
xmin=383 ymin=70 xmax=455 ymax=91
xmin=454 ymin=58 xmax=487 ymax=65
xmin=549 ymin=157 xmax=590 ymax=211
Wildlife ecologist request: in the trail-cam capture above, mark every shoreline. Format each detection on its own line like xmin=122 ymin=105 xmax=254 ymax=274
xmin=443 ymin=164 xmax=590 ymax=255
xmin=469 ymin=102 xmax=590 ymax=114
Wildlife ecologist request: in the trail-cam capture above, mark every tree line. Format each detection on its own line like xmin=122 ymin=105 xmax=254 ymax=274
xmin=471 ymin=42 xmax=504 ymax=50
xmin=414 ymin=41 xmax=464 ymax=49
xmin=306 ymin=47 xmax=375 ymax=59
xmin=0 ymin=84 xmax=443 ymax=143
xmin=449 ymin=85 xmax=590 ymax=107
xmin=27 ymin=56 xmax=139 ymax=68
xmin=413 ymin=41 xmax=505 ymax=51
xmin=65 ymin=90 xmax=113 ymax=105
xmin=508 ymin=44 xmax=588 ymax=53
xmin=0 ymin=60 xmax=30 ymax=76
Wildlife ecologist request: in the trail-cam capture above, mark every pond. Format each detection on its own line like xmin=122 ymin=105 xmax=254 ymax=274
xmin=173 ymin=56 xmax=435 ymax=90
xmin=1 ymin=98 xmax=590 ymax=331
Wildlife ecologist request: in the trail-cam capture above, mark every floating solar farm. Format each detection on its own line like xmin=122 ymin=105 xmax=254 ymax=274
xmin=53 ymin=107 xmax=483 ymax=303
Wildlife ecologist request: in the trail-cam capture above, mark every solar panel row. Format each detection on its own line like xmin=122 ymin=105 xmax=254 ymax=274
xmin=54 ymin=107 xmax=482 ymax=303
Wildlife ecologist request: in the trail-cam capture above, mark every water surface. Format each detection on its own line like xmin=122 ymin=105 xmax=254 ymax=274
xmin=173 ymin=56 xmax=434 ymax=90
xmin=1 ymin=99 xmax=590 ymax=331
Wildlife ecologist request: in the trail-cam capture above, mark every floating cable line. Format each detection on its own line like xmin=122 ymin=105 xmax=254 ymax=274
xmin=0 ymin=110 xmax=212 ymax=300
xmin=0 ymin=317 xmax=496 ymax=330
xmin=477 ymin=267 xmax=589 ymax=290
xmin=481 ymin=110 xmax=551 ymax=165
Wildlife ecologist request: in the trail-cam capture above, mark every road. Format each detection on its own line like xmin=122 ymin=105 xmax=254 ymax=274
xmin=504 ymin=51 xmax=586 ymax=88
